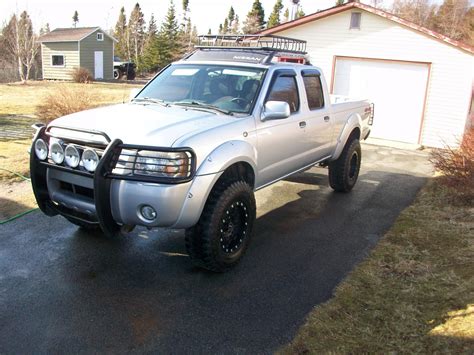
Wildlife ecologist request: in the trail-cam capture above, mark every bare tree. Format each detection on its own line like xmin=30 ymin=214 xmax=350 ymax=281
xmin=3 ymin=11 xmax=39 ymax=82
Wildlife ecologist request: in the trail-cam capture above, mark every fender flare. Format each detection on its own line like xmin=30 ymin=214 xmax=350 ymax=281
xmin=331 ymin=113 xmax=362 ymax=161
xmin=196 ymin=140 xmax=258 ymax=178
xmin=172 ymin=140 xmax=258 ymax=229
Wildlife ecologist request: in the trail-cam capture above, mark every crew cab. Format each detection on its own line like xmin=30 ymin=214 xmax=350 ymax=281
xmin=30 ymin=35 xmax=373 ymax=272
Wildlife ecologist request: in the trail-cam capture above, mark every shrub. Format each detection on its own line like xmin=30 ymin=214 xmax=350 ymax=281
xmin=72 ymin=67 xmax=93 ymax=83
xmin=429 ymin=128 xmax=474 ymax=203
xmin=35 ymin=85 xmax=96 ymax=124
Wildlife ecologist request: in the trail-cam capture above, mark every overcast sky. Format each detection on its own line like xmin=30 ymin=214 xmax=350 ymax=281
xmin=1 ymin=0 xmax=357 ymax=34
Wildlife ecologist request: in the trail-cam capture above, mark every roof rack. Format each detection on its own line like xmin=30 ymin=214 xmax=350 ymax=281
xmin=196 ymin=34 xmax=307 ymax=54
xmin=185 ymin=34 xmax=308 ymax=65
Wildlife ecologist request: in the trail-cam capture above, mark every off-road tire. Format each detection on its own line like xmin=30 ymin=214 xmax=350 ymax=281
xmin=65 ymin=216 xmax=100 ymax=231
xmin=185 ymin=180 xmax=256 ymax=272
xmin=113 ymin=68 xmax=122 ymax=80
xmin=328 ymin=138 xmax=361 ymax=192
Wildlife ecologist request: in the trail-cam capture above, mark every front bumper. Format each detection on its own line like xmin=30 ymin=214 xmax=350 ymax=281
xmin=30 ymin=126 xmax=213 ymax=236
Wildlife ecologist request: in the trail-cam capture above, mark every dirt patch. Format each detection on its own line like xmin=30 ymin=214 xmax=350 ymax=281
xmin=0 ymin=180 xmax=37 ymax=222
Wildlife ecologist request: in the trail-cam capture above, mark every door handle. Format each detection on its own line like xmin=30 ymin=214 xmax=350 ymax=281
xmin=299 ymin=121 xmax=306 ymax=128
xmin=324 ymin=116 xmax=330 ymax=122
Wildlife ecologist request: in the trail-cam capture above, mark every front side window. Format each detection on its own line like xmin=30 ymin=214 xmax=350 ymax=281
xmin=51 ymin=55 xmax=64 ymax=66
xmin=303 ymin=75 xmax=324 ymax=110
xmin=136 ymin=64 xmax=266 ymax=114
xmin=266 ymin=76 xmax=299 ymax=113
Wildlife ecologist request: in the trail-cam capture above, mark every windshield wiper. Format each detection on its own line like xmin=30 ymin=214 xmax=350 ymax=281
xmin=132 ymin=97 xmax=169 ymax=107
xmin=174 ymin=101 xmax=233 ymax=116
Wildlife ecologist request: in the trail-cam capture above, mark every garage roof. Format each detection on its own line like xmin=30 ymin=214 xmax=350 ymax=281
xmin=260 ymin=2 xmax=474 ymax=55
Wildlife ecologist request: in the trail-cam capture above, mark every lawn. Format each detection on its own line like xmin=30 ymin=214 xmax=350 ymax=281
xmin=283 ymin=181 xmax=474 ymax=353
xmin=0 ymin=80 xmax=142 ymax=116
xmin=0 ymin=80 xmax=143 ymax=221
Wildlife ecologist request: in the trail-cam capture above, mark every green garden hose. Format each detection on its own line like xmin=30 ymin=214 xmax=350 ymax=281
xmin=0 ymin=208 xmax=38 ymax=225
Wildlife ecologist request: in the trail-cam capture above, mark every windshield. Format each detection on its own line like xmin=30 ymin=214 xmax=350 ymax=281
xmin=136 ymin=64 xmax=266 ymax=114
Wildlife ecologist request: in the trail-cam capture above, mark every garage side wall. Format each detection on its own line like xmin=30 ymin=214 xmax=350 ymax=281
xmin=79 ymin=30 xmax=114 ymax=80
xmin=274 ymin=10 xmax=473 ymax=148
xmin=41 ymin=42 xmax=79 ymax=80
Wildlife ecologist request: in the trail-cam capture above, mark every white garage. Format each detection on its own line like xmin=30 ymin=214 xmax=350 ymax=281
xmin=261 ymin=2 xmax=474 ymax=148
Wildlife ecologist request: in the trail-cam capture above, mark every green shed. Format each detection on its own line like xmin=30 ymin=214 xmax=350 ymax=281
xmin=39 ymin=27 xmax=116 ymax=80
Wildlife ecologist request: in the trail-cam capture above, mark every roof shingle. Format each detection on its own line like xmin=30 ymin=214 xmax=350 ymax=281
xmin=39 ymin=27 xmax=100 ymax=42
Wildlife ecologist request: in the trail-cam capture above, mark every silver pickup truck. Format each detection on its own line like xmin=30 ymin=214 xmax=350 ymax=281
xmin=30 ymin=35 xmax=373 ymax=272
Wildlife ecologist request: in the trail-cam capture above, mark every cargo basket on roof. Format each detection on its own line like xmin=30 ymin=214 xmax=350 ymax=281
xmin=184 ymin=34 xmax=308 ymax=64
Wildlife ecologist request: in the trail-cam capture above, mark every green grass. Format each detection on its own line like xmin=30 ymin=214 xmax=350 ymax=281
xmin=282 ymin=181 xmax=474 ymax=354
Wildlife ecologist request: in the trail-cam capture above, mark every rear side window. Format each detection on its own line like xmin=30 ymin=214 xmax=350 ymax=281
xmin=303 ymin=76 xmax=324 ymax=110
xmin=266 ymin=76 xmax=299 ymax=113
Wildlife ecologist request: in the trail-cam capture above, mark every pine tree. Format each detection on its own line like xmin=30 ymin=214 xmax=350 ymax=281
xmin=114 ymin=7 xmax=128 ymax=59
xmin=228 ymin=6 xmax=235 ymax=23
xmin=72 ymin=11 xmax=79 ymax=28
xmin=146 ymin=13 xmax=158 ymax=45
xmin=336 ymin=0 xmax=345 ymax=5
xmin=231 ymin=15 xmax=240 ymax=34
xmin=223 ymin=18 xmax=229 ymax=34
xmin=159 ymin=1 xmax=182 ymax=65
xmin=283 ymin=8 xmax=289 ymax=22
xmin=296 ymin=7 xmax=305 ymax=19
xmin=244 ymin=0 xmax=265 ymax=33
xmin=267 ymin=0 xmax=284 ymax=28
xmin=128 ymin=3 xmax=146 ymax=69
xmin=39 ymin=23 xmax=50 ymax=36
xmin=242 ymin=14 xmax=261 ymax=34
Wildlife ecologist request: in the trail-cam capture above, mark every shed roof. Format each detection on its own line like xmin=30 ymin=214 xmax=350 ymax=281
xmin=260 ymin=2 xmax=474 ymax=55
xmin=39 ymin=27 xmax=117 ymax=43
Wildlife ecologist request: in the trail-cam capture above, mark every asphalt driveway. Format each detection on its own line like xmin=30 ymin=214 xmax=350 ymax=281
xmin=0 ymin=144 xmax=432 ymax=353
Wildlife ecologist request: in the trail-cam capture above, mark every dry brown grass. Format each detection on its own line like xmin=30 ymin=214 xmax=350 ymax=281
xmin=35 ymin=85 xmax=96 ymax=124
xmin=430 ymin=128 xmax=474 ymax=204
xmin=0 ymin=139 xmax=31 ymax=182
xmin=72 ymin=67 xmax=93 ymax=83
xmin=282 ymin=180 xmax=474 ymax=354
xmin=0 ymin=81 xmax=142 ymax=116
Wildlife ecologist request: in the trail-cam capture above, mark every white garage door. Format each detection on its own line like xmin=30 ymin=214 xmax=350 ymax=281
xmin=333 ymin=58 xmax=429 ymax=144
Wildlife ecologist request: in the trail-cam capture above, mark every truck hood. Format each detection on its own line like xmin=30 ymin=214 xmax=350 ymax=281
xmin=50 ymin=103 xmax=239 ymax=146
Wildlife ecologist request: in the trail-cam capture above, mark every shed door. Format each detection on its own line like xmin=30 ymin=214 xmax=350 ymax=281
xmin=333 ymin=58 xmax=429 ymax=144
xmin=94 ymin=51 xmax=104 ymax=79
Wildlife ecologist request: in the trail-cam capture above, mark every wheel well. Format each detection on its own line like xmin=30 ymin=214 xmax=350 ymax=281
xmin=217 ymin=162 xmax=255 ymax=189
xmin=348 ymin=127 xmax=361 ymax=142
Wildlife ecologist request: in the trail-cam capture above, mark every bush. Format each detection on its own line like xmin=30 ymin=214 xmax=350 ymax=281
xmin=72 ymin=67 xmax=93 ymax=83
xmin=429 ymin=128 xmax=474 ymax=203
xmin=35 ymin=85 xmax=96 ymax=124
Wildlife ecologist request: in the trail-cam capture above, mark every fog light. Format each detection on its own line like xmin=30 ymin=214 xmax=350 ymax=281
xmin=140 ymin=205 xmax=157 ymax=221
xmin=50 ymin=142 xmax=64 ymax=164
xmin=82 ymin=148 xmax=99 ymax=172
xmin=34 ymin=139 xmax=48 ymax=160
xmin=65 ymin=144 xmax=80 ymax=168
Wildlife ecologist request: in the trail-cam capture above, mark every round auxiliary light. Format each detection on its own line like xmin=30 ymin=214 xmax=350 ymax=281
xmin=64 ymin=144 xmax=80 ymax=168
xmin=82 ymin=148 xmax=99 ymax=172
xmin=50 ymin=142 xmax=64 ymax=164
xmin=140 ymin=205 xmax=157 ymax=221
xmin=34 ymin=139 xmax=48 ymax=161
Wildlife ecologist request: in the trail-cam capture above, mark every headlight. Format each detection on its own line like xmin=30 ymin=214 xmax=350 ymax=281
xmin=50 ymin=142 xmax=64 ymax=164
xmin=65 ymin=144 xmax=80 ymax=168
xmin=82 ymin=149 xmax=99 ymax=172
xmin=134 ymin=150 xmax=192 ymax=178
xmin=34 ymin=139 xmax=48 ymax=160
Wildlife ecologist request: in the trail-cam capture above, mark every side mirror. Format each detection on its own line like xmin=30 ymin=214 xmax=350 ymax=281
xmin=261 ymin=101 xmax=290 ymax=121
xmin=129 ymin=88 xmax=140 ymax=101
